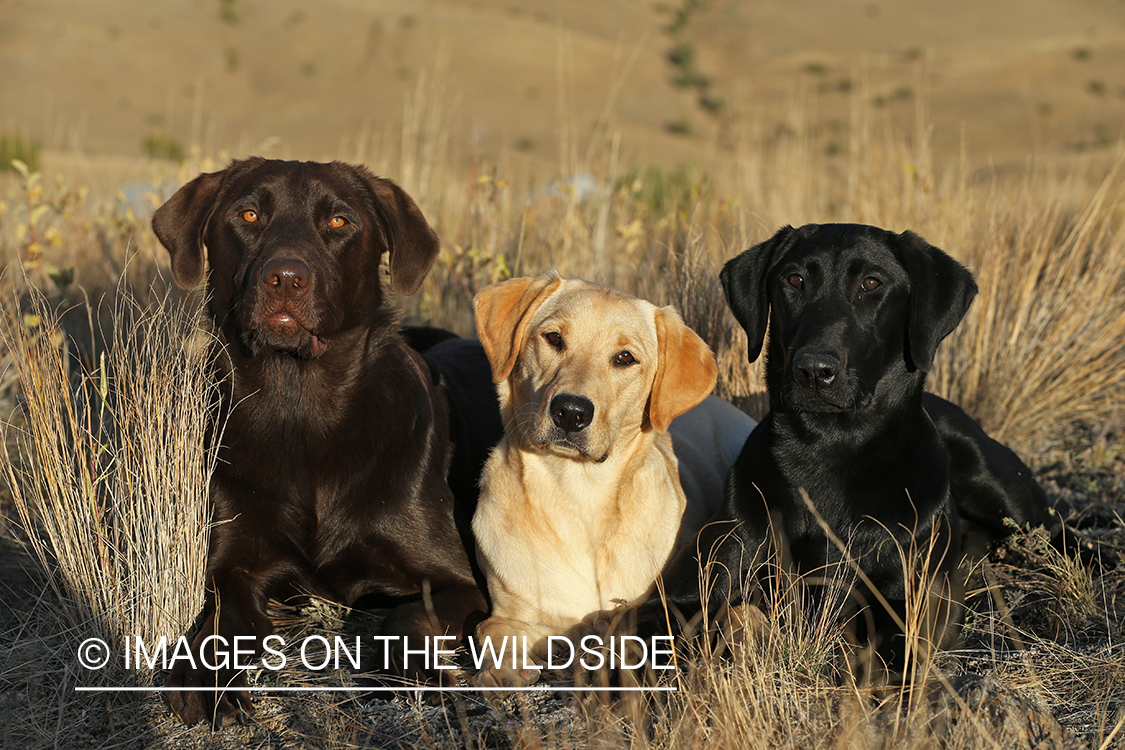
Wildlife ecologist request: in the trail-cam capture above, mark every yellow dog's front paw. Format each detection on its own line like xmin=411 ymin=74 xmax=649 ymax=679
xmin=471 ymin=664 xmax=542 ymax=688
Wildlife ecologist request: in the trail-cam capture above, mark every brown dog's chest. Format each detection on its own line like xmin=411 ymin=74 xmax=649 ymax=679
xmin=205 ymin=348 xmax=457 ymax=584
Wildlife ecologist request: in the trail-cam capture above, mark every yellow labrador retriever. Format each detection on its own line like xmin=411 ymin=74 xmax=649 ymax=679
xmin=470 ymin=272 xmax=755 ymax=686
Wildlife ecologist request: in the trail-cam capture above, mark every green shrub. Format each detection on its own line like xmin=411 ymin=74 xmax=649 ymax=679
xmin=0 ymin=133 xmax=42 ymax=174
xmin=141 ymin=134 xmax=185 ymax=162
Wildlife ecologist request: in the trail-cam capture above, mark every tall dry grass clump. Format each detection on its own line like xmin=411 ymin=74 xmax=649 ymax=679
xmin=2 ymin=287 xmax=218 ymax=683
xmin=927 ymin=161 xmax=1125 ymax=450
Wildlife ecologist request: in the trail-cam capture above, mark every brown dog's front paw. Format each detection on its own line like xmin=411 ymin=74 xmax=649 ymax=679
xmin=166 ymin=663 xmax=254 ymax=728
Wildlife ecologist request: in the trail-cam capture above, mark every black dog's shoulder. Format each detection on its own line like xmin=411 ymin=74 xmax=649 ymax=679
xmin=923 ymin=393 xmax=1048 ymax=527
xmin=422 ymin=336 xmax=504 ymax=504
xmin=402 ymin=325 xmax=461 ymax=354
xmin=919 ymin=392 xmax=1105 ymax=566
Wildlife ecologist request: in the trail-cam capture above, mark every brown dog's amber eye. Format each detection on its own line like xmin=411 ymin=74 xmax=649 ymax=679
xmin=543 ymin=331 xmax=563 ymax=349
xmin=241 ymin=210 xmax=258 ymax=223
xmin=787 ymin=273 xmax=803 ymax=288
xmin=861 ymin=277 xmax=881 ymax=291
xmin=329 ymin=216 xmax=348 ymax=229
xmin=615 ymin=351 xmax=636 ymax=366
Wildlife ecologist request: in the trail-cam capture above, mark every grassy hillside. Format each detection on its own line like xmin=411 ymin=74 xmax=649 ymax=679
xmin=2 ymin=0 xmax=1124 ymax=173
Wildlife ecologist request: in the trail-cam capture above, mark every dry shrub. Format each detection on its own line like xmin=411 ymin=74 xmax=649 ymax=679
xmin=927 ymin=162 xmax=1125 ymax=451
xmin=2 ymin=287 xmax=217 ymax=683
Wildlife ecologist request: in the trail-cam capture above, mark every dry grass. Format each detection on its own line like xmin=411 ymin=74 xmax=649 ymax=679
xmin=905 ymin=149 xmax=1124 ymax=450
xmin=0 ymin=287 xmax=219 ymax=746
xmin=0 ymin=87 xmax=1123 ymax=748
xmin=2 ymin=287 xmax=217 ymax=668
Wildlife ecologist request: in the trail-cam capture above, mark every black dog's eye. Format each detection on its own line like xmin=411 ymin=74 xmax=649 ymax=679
xmin=328 ymin=216 xmax=348 ymax=229
xmin=787 ymin=273 xmax=804 ymax=289
xmin=861 ymin=277 xmax=881 ymax=292
xmin=543 ymin=331 xmax=564 ymax=350
xmin=615 ymin=351 xmax=637 ymax=367
xmin=241 ymin=209 xmax=259 ymax=223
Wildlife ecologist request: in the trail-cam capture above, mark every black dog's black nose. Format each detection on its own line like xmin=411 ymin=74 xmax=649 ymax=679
xmin=261 ymin=258 xmax=311 ymax=299
xmin=793 ymin=351 xmax=840 ymax=388
xmin=550 ymin=394 xmax=595 ymax=433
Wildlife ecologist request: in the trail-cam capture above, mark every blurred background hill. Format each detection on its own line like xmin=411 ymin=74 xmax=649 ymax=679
xmin=2 ymin=0 xmax=1123 ymax=180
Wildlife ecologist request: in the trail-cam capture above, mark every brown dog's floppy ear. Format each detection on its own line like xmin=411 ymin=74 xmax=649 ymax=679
xmin=647 ymin=306 xmax=718 ymax=432
xmin=473 ymin=273 xmax=564 ymax=383
xmin=720 ymin=225 xmax=802 ymax=363
xmin=355 ymin=167 xmax=440 ymax=296
xmin=151 ymin=168 xmax=228 ymax=288
xmin=890 ymin=230 xmax=978 ymax=372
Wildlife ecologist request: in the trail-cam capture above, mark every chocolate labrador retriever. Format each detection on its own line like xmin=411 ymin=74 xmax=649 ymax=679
xmin=152 ymin=158 xmax=500 ymax=726
xmin=643 ymin=223 xmax=1095 ymax=683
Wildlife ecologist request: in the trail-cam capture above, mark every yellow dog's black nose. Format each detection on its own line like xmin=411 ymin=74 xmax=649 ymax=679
xmin=550 ymin=393 xmax=594 ymax=433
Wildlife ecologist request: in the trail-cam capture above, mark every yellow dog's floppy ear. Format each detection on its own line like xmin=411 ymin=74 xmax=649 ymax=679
xmin=473 ymin=272 xmax=564 ymax=383
xmin=647 ymin=306 xmax=718 ymax=432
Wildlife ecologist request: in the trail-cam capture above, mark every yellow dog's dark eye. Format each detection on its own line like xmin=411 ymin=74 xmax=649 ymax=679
xmin=615 ymin=351 xmax=636 ymax=366
xmin=543 ymin=331 xmax=563 ymax=349
xmin=329 ymin=216 xmax=348 ymax=229
xmin=861 ymin=277 xmax=881 ymax=291
xmin=787 ymin=273 xmax=803 ymax=288
xmin=241 ymin=209 xmax=258 ymax=223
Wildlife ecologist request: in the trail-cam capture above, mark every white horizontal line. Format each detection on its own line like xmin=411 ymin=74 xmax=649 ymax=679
xmin=75 ymin=685 xmax=677 ymax=693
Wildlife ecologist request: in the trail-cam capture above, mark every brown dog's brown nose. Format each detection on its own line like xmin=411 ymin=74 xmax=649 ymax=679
xmin=261 ymin=258 xmax=310 ymax=300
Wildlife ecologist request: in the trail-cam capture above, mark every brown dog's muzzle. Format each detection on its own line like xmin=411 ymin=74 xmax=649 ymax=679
xmin=249 ymin=254 xmax=328 ymax=358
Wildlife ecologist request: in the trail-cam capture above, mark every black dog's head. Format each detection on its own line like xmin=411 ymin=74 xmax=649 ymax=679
xmin=152 ymin=157 xmax=439 ymax=359
xmin=720 ymin=223 xmax=977 ymax=413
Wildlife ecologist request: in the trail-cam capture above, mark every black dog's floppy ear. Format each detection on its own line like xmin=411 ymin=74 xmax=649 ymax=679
xmin=720 ymin=225 xmax=800 ymax=363
xmin=152 ymin=168 xmax=228 ymax=288
xmin=891 ymin=230 xmax=978 ymax=372
xmin=354 ymin=167 xmax=440 ymax=297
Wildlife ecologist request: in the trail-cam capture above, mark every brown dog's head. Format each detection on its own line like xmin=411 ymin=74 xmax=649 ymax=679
xmin=473 ymin=273 xmax=717 ymax=462
xmin=151 ymin=157 xmax=439 ymax=359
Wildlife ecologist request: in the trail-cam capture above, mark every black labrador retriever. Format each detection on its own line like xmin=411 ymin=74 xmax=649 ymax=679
xmin=643 ymin=223 xmax=1090 ymax=682
xmin=152 ymin=158 xmax=500 ymax=727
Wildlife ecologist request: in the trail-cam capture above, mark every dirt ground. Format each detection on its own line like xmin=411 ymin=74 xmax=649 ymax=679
xmin=3 ymin=442 xmax=1121 ymax=748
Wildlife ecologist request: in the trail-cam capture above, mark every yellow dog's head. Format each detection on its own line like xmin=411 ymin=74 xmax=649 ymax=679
xmin=473 ymin=272 xmax=717 ymax=462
